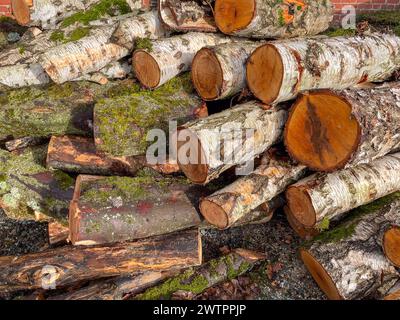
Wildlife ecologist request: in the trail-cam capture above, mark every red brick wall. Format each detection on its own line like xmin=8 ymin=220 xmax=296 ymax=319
xmin=0 ymin=0 xmax=12 ymax=17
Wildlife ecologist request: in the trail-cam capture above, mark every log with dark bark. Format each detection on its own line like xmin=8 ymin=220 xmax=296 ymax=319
xmin=300 ymin=193 xmax=400 ymax=300
xmin=132 ymin=32 xmax=232 ymax=89
xmin=134 ymin=249 xmax=265 ymax=300
xmin=0 ymin=228 xmax=202 ymax=292
xmin=200 ymin=150 xmax=306 ymax=229
xmin=247 ymin=34 xmax=400 ymax=105
xmin=174 ymin=101 xmax=288 ymax=184
xmin=214 ymin=0 xmax=333 ymax=39
xmin=383 ymin=226 xmax=400 ymax=268
xmin=0 ymin=210 xmax=49 ymax=256
xmin=192 ymin=40 xmax=262 ymax=100
xmin=93 ymin=74 xmax=203 ymax=157
xmin=284 ymin=84 xmax=400 ymax=172
xmin=69 ymin=175 xmax=206 ymax=245
xmin=286 ymin=153 xmax=400 ymax=230
xmin=158 ymin=0 xmax=217 ymax=32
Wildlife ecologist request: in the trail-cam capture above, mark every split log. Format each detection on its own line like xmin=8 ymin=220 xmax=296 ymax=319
xmin=0 ymin=146 xmax=75 ymax=225
xmin=158 ymin=0 xmax=217 ymax=33
xmin=192 ymin=40 xmax=262 ymax=100
xmin=173 ymin=101 xmax=288 ymax=184
xmin=94 ymin=74 xmax=203 ymax=156
xmin=0 ymin=228 xmax=202 ymax=292
xmin=383 ymin=226 xmax=400 ymax=268
xmin=135 ymin=249 xmax=265 ymax=300
xmin=200 ymin=150 xmax=306 ymax=229
xmin=132 ymin=32 xmax=232 ymax=89
xmin=69 ymin=175 xmax=205 ymax=246
xmin=46 ymin=136 xmax=142 ymax=176
xmin=284 ymin=206 xmax=318 ymax=240
xmin=300 ymin=193 xmax=400 ymax=300
xmin=48 ymin=271 xmax=177 ymax=300
xmin=247 ymin=34 xmax=400 ymax=105
xmin=0 ymin=211 xmax=49 ymax=256
xmin=286 ymin=153 xmax=400 ymax=230
xmin=111 ymin=11 xmax=167 ymax=51
xmin=5 ymin=137 xmax=47 ymax=152
xmin=214 ymin=0 xmax=333 ymax=39
xmin=284 ymin=84 xmax=400 ymax=172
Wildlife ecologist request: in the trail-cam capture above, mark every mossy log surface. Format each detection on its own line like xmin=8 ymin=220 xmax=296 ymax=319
xmin=0 ymin=146 xmax=75 ymax=225
xmin=69 ymin=175 xmax=205 ymax=245
xmin=93 ymin=74 xmax=203 ymax=156
xmin=135 ymin=249 xmax=265 ymax=300
xmin=0 ymin=228 xmax=202 ymax=292
xmin=301 ymin=193 xmax=400 ymax=300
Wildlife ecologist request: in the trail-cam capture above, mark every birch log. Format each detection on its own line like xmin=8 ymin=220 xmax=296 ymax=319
xmin=247 ymin=34 xmax=400 ymax=104
xmin=173 ymin=101 xmax=288 ymax=184
xmin=384 ymin=281 xmax=400 ymax=300
xmin=0 ymin=228 xmax=202 ymax=292
xmin=69 ymin=175 xmax=205 ymax=246
xmin=111 ymin=11 xmax=167 ymax=50
xmin=286 ymin=153 xmax=400 ymax=230
xmin=284 ymin=84 xmax=400 ymax=172
xmin=0 ymin=63 xmax=50 ymax=88
xmin=214 ymin=0 xmax=333 ymax=39
xmin=132 ymin=32 xmax=232 ymax=89
xmin=192 ymin=40 xmax=262 ymax=100
xmin=158 ymin=0 xmax=217 ymax=33
xmin=300 ymin=194 xmax=400 ymax=300
xmin=6 ymin=137 xmax=47 ymax=152
xmin=135 ymin=249 xmax=265 ymax=300
xmin=383 ymin=226 xmax=400 ymax=268
xmin=200 ymin=151 xmax=306 ymax=229
xmin=284 ymin=206 xmax=319 ymax=240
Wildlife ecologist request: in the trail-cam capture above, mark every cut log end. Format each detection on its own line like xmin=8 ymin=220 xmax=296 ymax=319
xmin=11 ymin=0 xmax=30 ymax=25
xmin=199 ymin=199 xmax=229 ymax=229
xmin=383 ymin=227 xmax=400 ymax=268
xmin=132 ymin=50 xmax=161 ymax=89
xmin=214 ymin=0 xmax=255 ymax=34
xmin=300 ymin=249 xmax=342 ymax=300
xmin=286 ymin=186 xmax=316 ymax=228
xmin=284 ymin=92 xmax=361 ymax=172
xmin=246 ymin=44 xmax=284 ymax=104
xmin=191 ymin=48 xmax=223 ymax=100
xmin=176 ymin=129 xmax=208 ymax=184
xmin=284 ymin=206 xmax=318 ymax=239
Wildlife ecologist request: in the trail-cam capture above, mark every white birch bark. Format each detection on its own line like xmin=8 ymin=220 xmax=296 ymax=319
xmin=111 ymin=10 xmax=168 ymax=50
xmin=133 ymin=32 xmax=233 ymax=88
xmin=252 ymin=33 xmax=400 ymax=104
xmin=0 ymin=63 xmax=50 ymax=87
xmin=288 ymin=153 xmax=400 ymax=230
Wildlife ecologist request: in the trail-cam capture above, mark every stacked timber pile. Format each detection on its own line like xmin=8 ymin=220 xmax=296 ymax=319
xmin=0 ymin=1 xmax=400 ymax=300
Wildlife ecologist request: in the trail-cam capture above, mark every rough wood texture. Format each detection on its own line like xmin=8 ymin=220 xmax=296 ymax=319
xmin=384 ymin=281 xmax=400 ymax=300
xmin=135 ymin=249 xmax=265 ymax=300
xmin=69 ymin=175 xmax=205 ymax=246
xmin=174 ymin=101 xmax=288 ymax=184
xmin=0 ymin=228 xmax=202 ymax=292
xmin=383 ymin=226 xmax=400 ymax=268
xmin=200 ymin=150 xmax=306 ymax=229
xmin=284 ymin=84 xmax=400 ymax=172
xmin=0 ymin=146 xmax=75 ymax=225
xmin=0 ymin=63 xmax=50 ymax=88
xmin=5 ymin=137 xmax=47 ymax=152
xmin=284 ymin=206 xmax=319 ymax=240
xmin=247 ymin=34 xmax=400 ymax=104
xmin=94 ymin=74 xmax=203 ymax=157
xmin=132 ymin=32 xmax=232 ymax=89
xmin=215 ymin=0 xmax=333 ymax=39
xmin=158 ymin=0 xmax=217 ymax=32
xmin=192 ymin=40 xmax=262 ymax=100
xmin=111 ymin=10 xmax=167 ymax=51
xmin=47 ymin=136 xmax=142 ymax=176
xmin=301 ymin=193 xmax=400 ymax=300
xmin=287 ymin=153 xmax=400 ymax=230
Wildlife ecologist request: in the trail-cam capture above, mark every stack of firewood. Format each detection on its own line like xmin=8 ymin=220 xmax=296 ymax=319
xmin=0 ymin=0 xmax=400 ymax=301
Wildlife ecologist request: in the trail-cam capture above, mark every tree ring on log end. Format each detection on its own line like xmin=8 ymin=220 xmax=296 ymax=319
xmin=284 ymin=206 xmax=318 ymax=239
xmin=132 ymin=50 xmax=161 ymax=89
xmin=284 ymin=91 xmax=361 ymax=172
xmin=199 ymin=199 xmax=229 ymax=229
xmin=246 ymin=44 xmax=284 ymax=104
xmin=300 ymin=249 xmax=342 ymax=300
xmin=383 ymin=227 xmax=400 ymax=268
xmin=215 ymin=0 xmax=255 ymax=34
xmin=191 ymin=48 xmax=223 ymax=101
xmin=286 ymin=187 xmax=316 ymax=227
xmin=11 ymin=0 xmax=30 ymax=25
xmin=176 ymin=129 xmax=209 ymax=184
